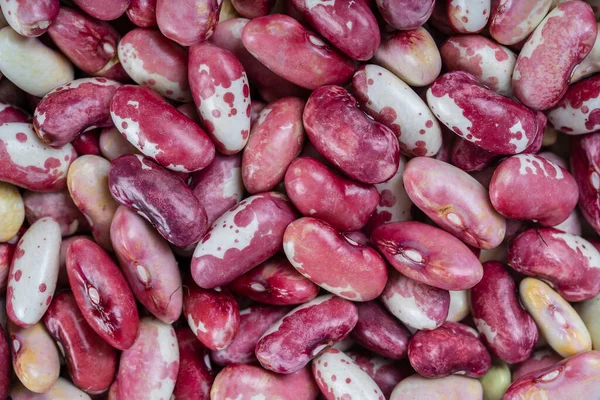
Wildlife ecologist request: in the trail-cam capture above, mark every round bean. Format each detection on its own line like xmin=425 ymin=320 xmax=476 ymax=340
xmin=156 ymin=0 xmax=221 ymax=46
xmin=479 ymin=360 xmax=511 ymax=400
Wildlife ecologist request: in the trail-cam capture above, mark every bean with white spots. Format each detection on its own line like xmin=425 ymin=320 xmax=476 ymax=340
xmin=0 ymin=0 xmax=59 ymax=37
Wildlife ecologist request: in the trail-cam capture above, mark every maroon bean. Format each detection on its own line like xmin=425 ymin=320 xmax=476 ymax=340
xmin=43 ymin=291 xmax=117 ymax=394
xmin=126 ymin=0 xmax=156 ymax=27
xmin=191 ymin=192 xmax=297 ymax=288
xmin=71 ymin=129 xmax=101 ymax=156
xmin=347 ymin=349 xmax=413 ymax=399
xmin=450 ymin=138 xmax=498 ymax=172
xmin=109 ymin=154 xmax=209 ymax=247
xmin=470 ymin=261 xmax=538 ymax=364
xmin=22 ymin=189 xmax=89 ymax=237
xmin=408 ymin=321 xmax=492 ymax=378
xmin=228 ymin=255 xmax=319 ymax=306
xmin=156 ymin=0 xmax=221 ymax=46
xmin=508 ymin=227 xmax=600 ymax=301
xmin=376 ymin=0 xmax=435 ymax=30
xmin=303 ymin=85 xmax=399 ymax=184
xmin=66 ymin=237 xmax=139 ymax=350
xmin=231 ymin=0 xmax=275 ymax=18
xmin=173 ymin=327 xmax=214 ymax=400
xmin=255 ymin=294 xmax=358 ymax=374
xmin=372 ymin=221 xmax=483 ymax=290
xmin=0 ymin=102 xmax=29 ymax=124
xmin=571 ymin=132 xmax=600 ymax=235
xmin=285 ymin=157 xmax=379 ymax=231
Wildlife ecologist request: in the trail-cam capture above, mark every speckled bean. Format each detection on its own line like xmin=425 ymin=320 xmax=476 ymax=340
xmin=489 ymin=0 xmax=552 ymax=45
xmin=390 ymin=374 xmax=483 ymax=400
xmin=572 ymin=22 xmax=600 ymax=82
xmin=0 ymin=182 xmax=24 ymax=242
xmin=156 ymin=0 xmax=221 ymax=46
xmin=509 ymin=228 xmax=600 ymax=301
xmin=347 ymin=350 xmax=412 ymax=399
xmin=376 ymin=0 xmax=435 ymax=30
xmin=98 ymin=126 xmax=139 ymax=161
xmin=173 ymin=327 xmax=213 ymax=400
xmin=403 ymin=157 xmax=506 ymax=249
xmin=0 ymin=101 xmax=29 ymax=124
xmin=0 ymin=0 xmax=58 ymax=37
xmin=447 ymin=0 xmax=490 ymax=34
xmin=191 ymin=192 xmax=297 ymax=288
xmin=0 ymin=243 xmax=14 ymax=291
xmin=548 ymin=74 xmax=600 ymax=135
xmin=511 ymin=348 xmax=563 ymax=382
xmin=519 ymin=278 xmax=592 ymax=358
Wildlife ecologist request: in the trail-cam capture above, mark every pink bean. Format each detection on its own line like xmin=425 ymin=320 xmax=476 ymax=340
xmin=450 ymin=137 xmax=497 ymax=172
xmin=7 ymin=217 xmax=60 ymax=328
xmin=184 ymin=283 xmax=240 ymax=351
xmin=0 ymin=0 xmax=59 ymax=37
xmin=381 ymin=270 xmax=450 ymax=331
xmin=0 ymin=101 xmax=29 ymax=124
xmin=173 ymin=327 xmax=214 ymax=400
xmin=189 ymin=42 xmax=251 ymax=155
xmin=110 ymin=206 xmax=182 ymax=324
xmin=191 ymin=192 xmax=297 ymax=288
xmin=113 ymin=317 xmax=179 ymax=400
xmin=489 ymin=0 xmax=553 ymax=45
xmin=505 ymin=350 xmax=600 ymax=399
xmin=231 ymin=0 xmax=275 ymax=18
xmin=211 ymin=305 xmax=291 ymax=365
xmin=210 ymin=364 xmax=319 ymax=400
xmin=255 ymin=295 xmax=358 ymax=374
xmin=126 ymin=0 xmax=156 ymax=27
xmin=98 ymin=125 xmax=139 ymax=161
xmin=71 ymin=129 xmax=101 ymax=156
xmin=118 ymin=28 xmax=191 ymax=102
xmin=241 ymin=15 xmax=355 ymax=90
xmin=33 ymin=78 xmax=121 ymax=147
xmin=352 ymin=301 xmax=410 ymax=360
xmin=0 ymin=243 xmax=14 ymax=292
xmin=229 ymin=255 xmax=319 ymax=306
xmin=156 ymin=0 xmax=221 ymax=46
xmin=508 ymin=227 xmax=600 ymax=301
xmin=47 ymin=8 xmax=127 ymax=80
xmin=447 ymin=0 xmax=490 ymax=34
xmin=511 ymin=348 xmax=563 ymax=382
xmin=0 ymin=122 xmax=76 ymax=191
xmin=110 ymin=86 xmax=215 ymax=173
xmin=490 ymin=154 xmax=578 ymax=225
xmin=43 ymin=291 xmax=117 ymax=394
xmin=427 ymin=71 xmax=547 ymax=154
xmin=347 ymin=350 xmax=412 ymax=399
xmin=22 ymin=190 xmax=89 ymax=237
xmin=571 ymin=132 xmax=600 ymax=235
xmin=284 ymin=217 xmax=388 ymax=301
xmin=291 ymin=0 xmax=380 ymax=60
xmin=303 ymin=85 xmax=399 ymax=184
xmin=408 ymin=321 xmax=491 ymax=378
xmin=372 ymin=221 xmax=483 ymax=290
xmin=66 ymin=237 xmax=139 ymax=350
xmin=403 ymin=157 xmax=506 ymax=249
xmin=109 ymin=154 xmax=209 ymax=247
xmin=72 ymin=0 xmax=130 ymax=20
xmin=375 ymin=0 xmax=435 ymax=30
xmin=548 ymin=74 xmax=600 ymax=135
xmin=512 ymin=1 xmax=597 ymax=110
xmin=284 ymin=157 xmax=379 ymax=231
xmin=470 ymin=261 xmax=538 ymax=363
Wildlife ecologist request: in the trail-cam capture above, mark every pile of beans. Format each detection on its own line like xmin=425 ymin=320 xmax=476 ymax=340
xmin=1 ymin=0 xmax=600 ymax=399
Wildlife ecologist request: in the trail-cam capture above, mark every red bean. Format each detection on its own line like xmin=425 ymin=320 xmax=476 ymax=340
xmin=156 ymin=0 xmax=221 ymax=46
xmin=571 ymin=132 xmax=600 ymax=235
xmin=0 ymin=0 xmax=59 ymax=37
xmin=347 ymin=349 xmax=413 ymax=399
xmin=376 ymin=0 xmax=435 ymax=30
xmin=231 ymin=0 xmax=275 ymax=18
xmin=0 ymin=102 xmax=29 ymax=124
xmin=173 ymin=327 xmax=214 ymax=400
xmin=126 ymin=0 xmax=157 ymax=28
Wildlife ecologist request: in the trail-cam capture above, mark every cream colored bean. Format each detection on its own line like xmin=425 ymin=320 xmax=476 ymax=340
xmin=0 ymin=182 xmax=24 ymax=242
xmin=576 ymin=293 xmax=600 ymax=350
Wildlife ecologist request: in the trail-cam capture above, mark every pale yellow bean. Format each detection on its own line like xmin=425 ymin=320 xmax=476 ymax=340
xmin=0 ymin=182 xmax=24 ymax=242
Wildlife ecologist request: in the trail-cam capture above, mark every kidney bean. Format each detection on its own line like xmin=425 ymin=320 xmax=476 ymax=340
xmin=43 ymin=291 xmax=117 ymax=394
xmin=572 ymin=22 xmax=600 ymax=82
xmin=119 ymin=28 xmax=191 ymax=102
xmin=71 ymin=129 xmax=101 ymax=156
xmin=98 ymin=126 xmax=139 ymax=161
xmin=375 ymin=0 xmax=435 ymax=30
xmin=66 ymin=237 xmax=139 ymax=350
xmin=490 ymin=154 xmax=578 ymax=226
xmin=509 ymin=228 xmax=600 ymax=301
xmin=450 ymin=137 xmax=497 ymax=172
xmin=447 ymin=290 xmax=469 ymax=322
xmin=304 ymin=85 xmax=399 ymax=184
xmin=403 ymin=157 xmax=506 ymax=249
xmin=7 ymin=217 xmax=60 ymax=327
xmin=231 ymin=0 xmax=274 ymax=18
xmin=520 ymin=278 xmax=591 ymax=357
xmin=550 ymin=76 xmax=600 ymax=136
xmin=229 ymin=255 xmax=319 ymax=306
xmin=576 ymin=292 xmax=600 ymax=349
xmin=114 ymin=317 xmax=179 ymax=400
xmin=489 ymin=0 xmax=552 ymax=45
xmin=312 ymin=348 xmax=385 ymax=400
xmin=352 ymin=301 xmax=410 ymax=360
xmin=0 ymin=102 xmax=29 ymax=124
xmin=110 ymin=86 xmax=215 ymax=173
xmin=109 ymin=154 xmax=208 ymax=247
xmin=110 ymin=206 xmax=182 ymax=324
xmin=571 ymin=132 xmax=600 ymax=235
xmin=156 ymin=0 xmax=221 ymax=46
xmin=211 ymin=305 xmax=290 ymax=365
xmin=173 ymin=327 xmax=214 ymax=400
xmin=0 ymin=182 xmax=24 ymax=242
xmin=9 ymin=322 xmax=60 ymax=393
xmin=447 ymin=0 xmax=490 ymax=34
xmin=191 ymin=192 xmax=297 ymax=288
xmin=47 ymin=8 xmax=126 ymax=80
xmin=408 ymin=321 xmax=491 ymax=378
xmin=513 ymin=1 xmax=597 ymax=110
xmin=381 ymin=270 xmax=450 ymax=331
xmin=126 ymin=0 xmax=156 ymax=27
xmin=372 ymin=221 xmax=483 ymax=291
xmin=0 ymin=0 xmax=59 ymax=37
xmin=284 ymin=217 xmax=387 ymax=301
xmin=210 ymin=364 xmax=319 ymax=400
xmin=505 ymin=350 xmax=600 ymax=399
xmin=373 ymin=28 xmax=441 ymax=87
xmin=0 ymin=243 xmax=14 ymax=292
xmin=470 ymin=261 xmax=538 ymax=363
xmin=346 ymin=350 xmax=412 ymax=398
xmin=10 ymin=377 xmax=91 ymax=399
xmin=390 ymin=374 xmax=483 ymax=400
xmin=428 ymin=71 xmax=546 ymax=154
xmin=242 ymin=15 xmax=355 ymax=90
xmin=512 ymin=348 xmax=563 ymax=381
xmin=255 ymin=295 xmax=357 ymax=374
xmin=183 ymin=284 xmax=240 ymax=350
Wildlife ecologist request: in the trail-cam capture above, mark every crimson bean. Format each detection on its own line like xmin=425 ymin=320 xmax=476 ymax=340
xmin=126 ymin=0 xmax=156 ymax=27
xmin=0 ymin=102 xmax=29 ymax=124
xmin=231 ymin=0 xmax=274 ymax=18
xmin=376 ymin=0 xmax=435 ymax=30
xmin=511 ymin=348 xmax=563 ymax=382
xmin=173 ymin=327 xmax=214 ymax=400
xmin=156 ymin=0 xmax=221 ymax=46
xmin=66 ymin=237 xmax=139 ymax=350
xmin=71 ymin=129 xmax=101 ymax=156
xmin=450 ymin=137 xmax=497 ymax=172
xmin=43 ymin=291 xmax=117 ymax=394
xmin=109 ymin=154 xmax=209 ymax=247
xmin=0 ymin=0 xmax=59 ymax=37
xmin=255 ymin=295 xmax=358 ymax=374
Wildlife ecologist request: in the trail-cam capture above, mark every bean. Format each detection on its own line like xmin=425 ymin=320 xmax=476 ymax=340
xmin=98 ymin=126 xmax=139 ymax=161
xmin=447 ymin=290 xmax=470 ymax=322
xmin=0 ymin=0 xmax=59 ymax=37
xmin=346 ymin=350 xmax=412 ymax=399
xmin=390 ymin=374 xmax=483 ymax=400
xmin=10 ymin=377 xmax=90 ymax=399
xmin=571 ymin=132 xmax=600 ymax=235
xmin=126 ymin=0 xmax=156 ymax=27
xmin=0 ymin=324 xmax=8 ymax=399
xmin=0 ymin=243 xmax=14 ymax=292
xmin=489 ymin=0 xmax=553 ymax=45
xmin=511 ymin=348 xmax=563 ymax=382
xmin=71 ymin=129 xmax=101 ymax=156
xmin=72 ymin=0 xmax=130 ymax=20
xmin=375 ymin=0 xmax=435 ymax=30
xmin=0 ymin=101 xmax=29 ymax=124
xmin=478 ymin=359 xmax=511 ymax=400
xmin=173 ymin=327 xmax=214 ymax=400
xmin=447 ymin=0 xmax=490 ymax=34
xmin=231 ymin=0 xmax=274 ymax=18
xmin=156 ymin=0 xmax=221 ymax=46
xmin=0 ymin=182 xmax=24 ymax=242
xmin=548 ymin=75 xmax=600 ymax=135
xmin=572 ymin=22 xmax=600 ymax=82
